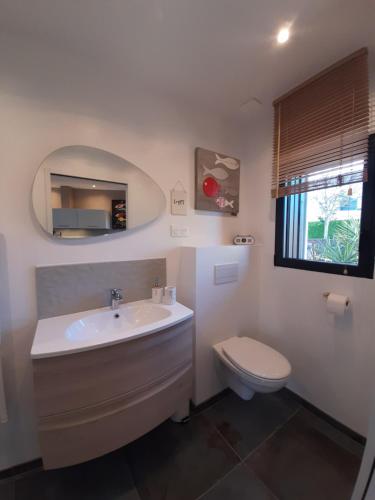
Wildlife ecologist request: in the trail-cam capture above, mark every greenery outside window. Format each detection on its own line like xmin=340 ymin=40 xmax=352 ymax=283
xmin=274 ymin=136 xmax=375 ymax=278
xmin=272 ymin=49 xmax=374 ymax=278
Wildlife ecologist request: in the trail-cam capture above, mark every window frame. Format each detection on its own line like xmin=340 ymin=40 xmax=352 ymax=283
xmin=274 ymin=134 xmax=375 ymax=279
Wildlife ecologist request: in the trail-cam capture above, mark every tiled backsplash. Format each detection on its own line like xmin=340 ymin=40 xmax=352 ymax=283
xmin=36 ymin=259 xmax=166 ymax=319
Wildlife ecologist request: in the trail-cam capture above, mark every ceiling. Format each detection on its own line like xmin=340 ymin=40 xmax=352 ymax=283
xmin=0 ymin=0 xmax=374 ymax=118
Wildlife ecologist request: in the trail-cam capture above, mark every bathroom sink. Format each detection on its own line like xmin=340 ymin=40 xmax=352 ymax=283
xmin=66 ymin=303 xmax=171 ymax=342
xmin=31 ymin=299 xmax=193 ymax=359
xmin=122 ymin=302 xmax=171 ymax=326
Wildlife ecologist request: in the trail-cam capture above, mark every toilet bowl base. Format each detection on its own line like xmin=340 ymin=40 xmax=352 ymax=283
xmin=220 ymin=361 xmax=255 ymax=400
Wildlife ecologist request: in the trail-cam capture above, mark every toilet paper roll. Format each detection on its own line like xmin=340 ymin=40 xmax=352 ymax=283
xmin=326 ymin=293 xmax=350 ymax=315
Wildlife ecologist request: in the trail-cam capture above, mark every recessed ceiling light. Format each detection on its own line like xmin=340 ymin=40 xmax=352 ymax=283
xmin=92 ymin=184 xmax=96 ymax=188
xmin=277 ymin=27 xmax=290 ymax=44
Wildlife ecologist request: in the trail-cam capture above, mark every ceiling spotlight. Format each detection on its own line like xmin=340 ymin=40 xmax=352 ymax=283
xmin=277 ymin=27 xmax=290 ymax=44
xmin=92 ymin=184 xmax=96 ymax=188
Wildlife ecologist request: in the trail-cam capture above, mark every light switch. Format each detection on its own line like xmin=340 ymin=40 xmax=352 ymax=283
xmin=214 ymin=263 xmax=239 ymax=285
xmin=170 ymin=225 xmax=190 ymax=237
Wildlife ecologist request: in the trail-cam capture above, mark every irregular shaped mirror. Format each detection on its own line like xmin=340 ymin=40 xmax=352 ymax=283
xmin=32 ymin=146 xmax=166 ymax=239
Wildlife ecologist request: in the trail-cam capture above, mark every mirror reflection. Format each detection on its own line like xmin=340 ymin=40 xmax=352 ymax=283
xmin=32 ymin=146 xmax=166 ymax=239
xmin=51 ymin=175 xmax=127 ymax=237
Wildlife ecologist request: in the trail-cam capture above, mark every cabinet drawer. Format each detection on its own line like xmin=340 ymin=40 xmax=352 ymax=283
xmin=52 ymin=208 xmax=78 ymax=228
xmin=77 ymin=209 xmax=110 ymax=229
xmin=33 ymin=318 xmax=193 ymax=417
xmin=38 ymin=365 xmax=192 ymax=469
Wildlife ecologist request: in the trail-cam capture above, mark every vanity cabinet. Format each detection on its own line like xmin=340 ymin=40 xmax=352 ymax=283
xmin=32 ymin=318 xmax=193 ymax=469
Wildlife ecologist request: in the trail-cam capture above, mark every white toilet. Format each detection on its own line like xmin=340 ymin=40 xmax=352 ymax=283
xmin=213 ymin=336 xmax=291 ymax=400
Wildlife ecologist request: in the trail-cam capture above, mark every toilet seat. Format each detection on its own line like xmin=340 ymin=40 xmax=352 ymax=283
xmin=220 ymin=336 xmax=291 ymax=381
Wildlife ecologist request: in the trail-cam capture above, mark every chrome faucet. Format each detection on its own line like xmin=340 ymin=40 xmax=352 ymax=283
xmin=111 ymin=288 xmax=123 ymax=310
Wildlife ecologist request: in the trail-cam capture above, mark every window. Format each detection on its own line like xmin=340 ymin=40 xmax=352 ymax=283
xmin=273 ymin=49 xmax=374 ymax=278
xmin=275 ymin=137 xmax=375 ymax=277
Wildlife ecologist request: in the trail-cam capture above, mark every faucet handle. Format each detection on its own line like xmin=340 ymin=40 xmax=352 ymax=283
xmin=111 ymin=288 xmax=123 ymax=298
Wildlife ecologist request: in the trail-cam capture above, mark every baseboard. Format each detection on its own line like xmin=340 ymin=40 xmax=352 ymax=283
xmin=0 ymin=458 xmax=43 ymax=481
xmin=190 ymin=388 xmax=231 ymax=415
xmin=284 ymin=388 xmax=366 ymax=445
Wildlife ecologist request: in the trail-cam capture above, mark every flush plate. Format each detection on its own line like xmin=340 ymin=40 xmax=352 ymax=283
xmin=170 ymin=225 xmax=190 ymax=237
xmin=214 ymin=263 xmax=239 ymax=285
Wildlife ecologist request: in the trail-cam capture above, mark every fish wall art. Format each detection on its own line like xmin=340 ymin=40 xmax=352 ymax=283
xmin=195 ymin=147 xmax=240 ymax=214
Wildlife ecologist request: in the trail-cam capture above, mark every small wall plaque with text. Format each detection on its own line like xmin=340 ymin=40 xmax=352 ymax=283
xmin=171 ymin=182 xmax=187 ymax=215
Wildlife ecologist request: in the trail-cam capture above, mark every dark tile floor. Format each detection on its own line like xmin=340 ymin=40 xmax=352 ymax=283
xmin=0 ymin=390 xmax=364 ymax=500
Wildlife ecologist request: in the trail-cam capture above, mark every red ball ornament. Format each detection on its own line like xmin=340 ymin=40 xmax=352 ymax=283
xmin=203 ymin=176 xmax=220 ymax=197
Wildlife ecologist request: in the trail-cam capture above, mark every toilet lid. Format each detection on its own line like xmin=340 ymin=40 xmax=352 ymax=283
xmin=222 ymin=337 xmax=291 ymax=380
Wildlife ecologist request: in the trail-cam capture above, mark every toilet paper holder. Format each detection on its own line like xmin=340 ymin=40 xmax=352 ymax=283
xmin=322 ymin=292 xmax=350 ymax=307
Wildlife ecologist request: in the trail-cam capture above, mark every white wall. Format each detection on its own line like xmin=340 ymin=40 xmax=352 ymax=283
xmin=0 ymin=35 xmax=253 ymax=470
xmin=244 ymin=80 xmax=375 ymax=436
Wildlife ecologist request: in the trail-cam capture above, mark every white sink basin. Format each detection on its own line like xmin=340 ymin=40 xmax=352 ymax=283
xmin=66 ymin=303 xmax=172 ymax=342
xmin=31 ymin=299 xmax=193 ymax=359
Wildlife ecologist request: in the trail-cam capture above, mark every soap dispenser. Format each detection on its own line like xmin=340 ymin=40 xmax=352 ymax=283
xmin=151 ymin=277 xmax=163 ymax=304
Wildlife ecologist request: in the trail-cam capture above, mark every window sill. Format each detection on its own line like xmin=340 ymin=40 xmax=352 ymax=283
xmin=274 ymin=255 xmax=374 ymax=279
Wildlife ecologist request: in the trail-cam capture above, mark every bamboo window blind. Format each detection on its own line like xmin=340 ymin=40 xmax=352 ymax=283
xmin=272 ymin=48 xmax=371 ymax=198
